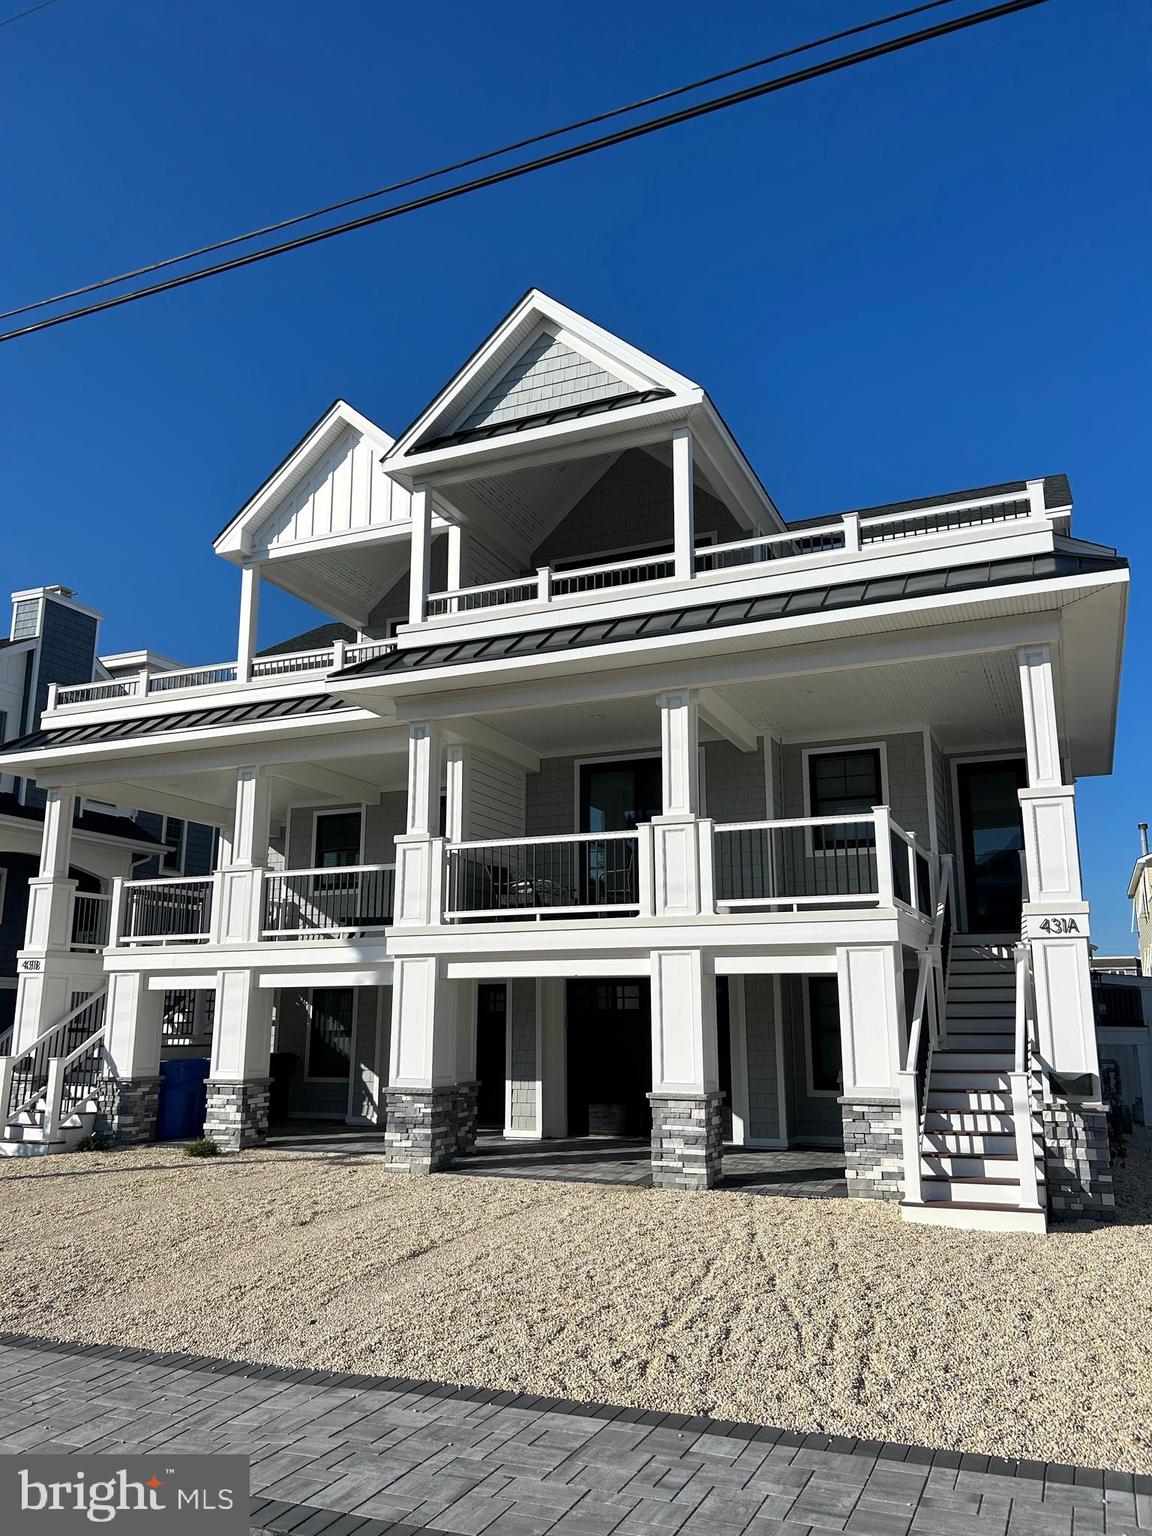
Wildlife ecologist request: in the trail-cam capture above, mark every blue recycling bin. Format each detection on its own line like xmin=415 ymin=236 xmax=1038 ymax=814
xmin=155 ymin=1057 xmax=211 ymax=1140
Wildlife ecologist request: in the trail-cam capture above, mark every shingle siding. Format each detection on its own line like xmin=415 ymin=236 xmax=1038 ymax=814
xmin=703 ymin=739 xmax=767 ymax=822
xmin=525 ymin=757 xmax=576 ymax=838
xmin=781 ymin=977 xmax=844 ymax=1144
xmin=468 ymin=753 xmax=526 ymax=840
xmin=781 ymin=731 xmax=930 ymax=843
xmin=507 ymin=979 xmax=538 ymax=1134
xmin=743 ymin=975 xmax=782 ymax=1143
xmin=284 ymin=795 xmax=405 ymax=871
xmin=457 ymin=333 xmax=631 ymax=431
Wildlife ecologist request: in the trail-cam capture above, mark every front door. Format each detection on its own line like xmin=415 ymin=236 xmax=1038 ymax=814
xmin=955 ymin=759 xmax=1027 ymax=932
xmin=566 ymin=979 xmax=651 ymax=1137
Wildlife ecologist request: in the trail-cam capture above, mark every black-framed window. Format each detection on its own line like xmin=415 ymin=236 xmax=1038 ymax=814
xmin=579 ymin=758 xmax=662 ymax=833
xmin=807 ymin=977 xmax=843 ymax=1093
xmin=308 ymin=988 xmax=353 ymax=1079
xmin=808 ymin=748 xmax=882 ymax=849
xmin=314 ymin=811 xmax=361 ymax=868
xmin=161 ymin=816 xmax=186 ymax=874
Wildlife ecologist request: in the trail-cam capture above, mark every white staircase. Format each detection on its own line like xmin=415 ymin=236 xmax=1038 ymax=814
xmin=0 ymin=990 xmax=109 ymax=1158
xmin=899 ymin=861 xmax=1047 ymax=1232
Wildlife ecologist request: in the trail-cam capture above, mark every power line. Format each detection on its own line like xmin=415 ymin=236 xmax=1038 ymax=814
xmin=0 ymin=0 xmax=60 ymax=29
xmin=0 ymin=0 xmax=964 ymax=324
xmin=0 ymin=0 xmax=1054 ymax=346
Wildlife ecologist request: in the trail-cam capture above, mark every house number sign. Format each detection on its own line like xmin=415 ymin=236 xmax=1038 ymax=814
xmin=1023 ymin=914 xmax=1088 ymax=940
xmin=18 ymin=958 xmax=41 ymax=971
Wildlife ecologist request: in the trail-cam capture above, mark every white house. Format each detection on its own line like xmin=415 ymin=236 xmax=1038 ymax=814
xmin=0 ymin=292 xmax=1129 ymax=1231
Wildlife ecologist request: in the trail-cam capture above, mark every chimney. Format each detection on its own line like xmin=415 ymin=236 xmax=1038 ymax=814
xmin=1140 ymin=823 xmax=1149 ymax=857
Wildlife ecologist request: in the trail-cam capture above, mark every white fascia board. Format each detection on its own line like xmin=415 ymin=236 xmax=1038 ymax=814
xmin=215 ymin=400 xmax=396 ymax=559
xmin=1127 ymin=856 xmax=1152 ymax=900
xmin=385 ymin=394 xmax=700 ymax=488
xmin=99 ymin=650 xmax=187 ymax=673
xmin=385 ymin=289 xmax=703 ymax=469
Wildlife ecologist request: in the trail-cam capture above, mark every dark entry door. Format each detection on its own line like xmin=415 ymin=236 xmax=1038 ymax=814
xmin=475 ymin=984 xmax=506 ymax=1129
xmin=955 ymin=759 xmax=1027 ymax=932
xmin=579 ymin=758 xmax=662 ymax=832
xmin=566 ymin=979 xmax=651 ymax=1137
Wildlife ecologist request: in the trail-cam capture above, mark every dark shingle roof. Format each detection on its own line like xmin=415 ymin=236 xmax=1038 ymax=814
xmin=257 ymin=622 xmax=357 ymax=657
xmin=335 ymin=550 xmax=1124 ymax=683
xmin=416 ymin=388 xmax=674 ymax=452
xmin=0 ymin=791 xmax=161 ymax=845
xmin=0 ymin=693 xmax=355 ymax=758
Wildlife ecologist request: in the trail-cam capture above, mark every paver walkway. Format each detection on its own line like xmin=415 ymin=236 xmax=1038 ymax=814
xmin=261 ymin=1127 xmax=850 ymax=1198
xmin=0 ymin=1334 xmax=1145 ymax=1535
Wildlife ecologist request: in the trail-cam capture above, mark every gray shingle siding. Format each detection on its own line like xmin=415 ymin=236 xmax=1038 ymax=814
xmin=743 ymin=975 xmax=782 ymax=1143
xmin=507 ymin=979 xmax=537 ymax=1134
xmin=525 ymin=757 xmax=576 ymax=838
xmin=703 ymin=739 xmax=767 ymax=822
xmin=457 ymin=334 xmax=630 ymax=432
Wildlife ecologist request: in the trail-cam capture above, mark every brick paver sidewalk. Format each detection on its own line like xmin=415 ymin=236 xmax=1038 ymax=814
xmin=0 ymin=1334 xmax=1145 ymax=1535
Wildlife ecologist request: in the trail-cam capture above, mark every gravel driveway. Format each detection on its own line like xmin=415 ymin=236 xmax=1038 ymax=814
xmin=0 ymin=1130 xmax=1148 ymax=1472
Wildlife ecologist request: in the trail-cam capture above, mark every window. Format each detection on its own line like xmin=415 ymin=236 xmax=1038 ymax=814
xmin=307 ymin=988 xmax=354 ymax=1079
xmin=11 ymin=599 xmax=40 ymax=641
xmin=161 ymin=817 xmax=186 ymax=874
xmin=807 ymin=977 xmax=843 ymax=1094
xmin=807 ymin=747 xmax=883 ymax=849
xmin=579 ymin=758 xmax=662 ymax=832
xmin=314 ymin=811 xmax=361 ymax=868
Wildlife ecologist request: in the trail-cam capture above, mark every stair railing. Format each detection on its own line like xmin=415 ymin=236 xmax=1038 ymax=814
xmin=898 ymin=949 xmax=934 ymax=1205
xmin=1011 ymin=943 xmax=1042 ymax=1212
xmin=43 ymin=1024 xmax=109 ymax=1140
xmin=0 ymin=986 xmax=109 ymax=1128
xmin=930 ymin=854 xmax=955 ymax=1043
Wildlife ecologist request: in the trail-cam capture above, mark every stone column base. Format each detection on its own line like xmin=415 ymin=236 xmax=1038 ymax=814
xmin=649 ymin=1091 xmax=723 ymax=1190
xmin=840 ymin=1095 xmax=904 ymax=1200
xmin=97 ymin=1076 xmax=161 ymax=1145
xmin=452 ymin=1081 xmax=478 ymax=1157
xmin=204 ymin=1078 xmax=270 ymax=1151
xmin=1041 ymin=1100 xmax=1115 ymax=1221
xmin=383 ymin=1087 xmax=462 ymax=1173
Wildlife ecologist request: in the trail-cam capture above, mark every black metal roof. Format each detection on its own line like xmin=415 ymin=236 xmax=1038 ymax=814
xmin=257 ymin=621 xmax=357 ymax=657
xmin=415 ymin=387 xmax=674 ymax=453
xmin=335 ymin=549 xmax=1125 ymax=683
xmin=0 ymin=693 xmax=355 ymax=758
xmin=787 ymin=474 xmax=1072 ymax=531
xmin=0 ymin=791 xmax=161 ymax=845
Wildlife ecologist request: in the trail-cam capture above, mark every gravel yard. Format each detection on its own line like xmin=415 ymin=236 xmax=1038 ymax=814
xmin=0 ymin=1132 xmax=1149 ymax=1472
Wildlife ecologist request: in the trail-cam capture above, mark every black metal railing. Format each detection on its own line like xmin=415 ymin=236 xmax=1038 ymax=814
xmin=445 ymin=835 xmax=639 ymax=918
xmin=859 ymin=497 xmax=1031 ymax=543
xmin=120 ymin=879 xmax=213 ymax=943
xmin=70 ymin=893 xmax=111 ymax=950
xmin=262 ymin=865 xmax=395 ymax=937
xmin=695 ymin=529 xmax=843 ymax=571
xmin=6 ymin=993 xmax=106 ymax=1121
xmin=163 ymin=988 xmax=215 ymax=1042
xmin=551 ymin=557 xmax=674 ymax=595
xmin=713 ymin=819 xmax=879 ymax=907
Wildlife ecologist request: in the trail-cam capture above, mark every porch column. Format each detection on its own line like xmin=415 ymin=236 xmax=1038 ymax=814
xmin=649 ymin=949 xmax=722 ymax=1189
xmin=218 ymin=767 xmax=271 ymax=944
xmin=408 ymin=482 xmax=432 ymax=625
xmin=671 ymin=429 xmax=695 ymax=582
xmin=1017 ymin=643 xmax=1111 ymax=1219
xmin=236 ymin=561 xmax=261 ymax=684
xmin=652 ymin=690 xmax=711 ymax=918
xmin=395 ymin=721 xmax=445 ymax=926
xmin=204 ymin=971 xmax=272 ymax=1150
xmin=384 ymin=957 xmax=472 ymax=1171
xmin=100 ymin=971 xmax=165 ymax=1143
xmin=12 ymin=787 xmax=79 ymax=1050
xmin=446 ymin=521 xmax=464 ymax=595
xmin=836 ymin=944 xmax=905 ymax=1201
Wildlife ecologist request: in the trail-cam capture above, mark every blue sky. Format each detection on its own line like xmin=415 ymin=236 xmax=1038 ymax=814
xmin=1 ymin=0 xmax=1148 ymax=947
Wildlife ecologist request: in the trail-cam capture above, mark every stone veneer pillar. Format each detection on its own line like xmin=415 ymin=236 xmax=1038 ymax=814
xmin=99 ymin=1076 xmax=161 ymax=1145
xmin=452 ymin=1081 xmax=478 ymax=1157
xmin=1041 ymin=1100 xmax=1115 ymax=1221
xmin=383 ymin=1086 xmax=466 ymax=1173
xmin=204 ymin=1078 xmax=271 ymax=1151
xmin=840 ymin=1094 xmax=904 ymax=1200
xmin=649 ymin=1091 xmax=723 ymax=1190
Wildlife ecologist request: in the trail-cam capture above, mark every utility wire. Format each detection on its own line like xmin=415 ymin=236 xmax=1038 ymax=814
xmin=0 ymin=0 xmax=964 ymax=324
xmin=0 ymin=0 xmax=1053 ymax=345
xmin=0 ymin=0 xmax=60 ymax=30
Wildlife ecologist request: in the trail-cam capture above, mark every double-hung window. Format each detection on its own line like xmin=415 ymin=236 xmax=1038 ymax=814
xmin=808 ymin=748 xmax=883 ymax=850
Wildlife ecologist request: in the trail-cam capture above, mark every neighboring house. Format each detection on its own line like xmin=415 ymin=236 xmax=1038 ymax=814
xmin=0 ymin=588 xmax=217 ymax=1046
xmin=1127 ymin=824 xmax=1152 ymax=976
xmin=0 ymin=291 xmax=1130 ymax=1232
xmin=1091 ymin=958 xmax=1150 ymax=1127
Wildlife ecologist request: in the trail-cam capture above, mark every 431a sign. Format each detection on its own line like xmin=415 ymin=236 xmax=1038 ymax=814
xmin=1024 ymin=914 xmax=1089 ymax=940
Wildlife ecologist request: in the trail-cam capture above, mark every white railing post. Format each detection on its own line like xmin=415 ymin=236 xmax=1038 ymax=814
xmin=107 ymin=877 xmax=126 ymax=948
xmin=537 ymin=567 xmax=552 ymax=603
xmin=873 ymin=806 xmax=894 ymax=906
xmin=898 ymin=1070 xmax=923 ymax=1205
xmin=44 ymin=1056 xmax=66 ymax=1141
xmin=636 ymin=823 xmax=655 ymax=918
xmin=697 ymin=817 xmax=715 ymax=916
xmin=907 ymin=831 xmax=919 ymax=913
xmin=46 ymin=681 xmax=59 ymax=712
xmin=841 ymin=511 xmax=861 ymax=552
xmin=137 ymin=666 xmax=150 ymax=698
xmin=331 ymin=638 xmax=346 ymax=671
xmin=0 ymin=1056 xmax=14 ymax=1124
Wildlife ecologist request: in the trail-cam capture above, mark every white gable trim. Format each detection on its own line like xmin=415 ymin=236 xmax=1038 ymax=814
xmin=386 ymin=290 xmax=701 ymax=467
xmin=216 ymin=400 xmax=396 ymax=560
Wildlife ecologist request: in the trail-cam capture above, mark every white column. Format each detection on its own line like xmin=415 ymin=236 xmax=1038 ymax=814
xmin=218 ymin=767 xmax=271 ymax=944
xmin=652 ymin=691 xmax=709 ymax=917
xmin=13 ymin=787 xmax=79 ymax=1049
xmin=236 ymin=562 xmax=261 ymax=684
xmin=836 ymin=944 xmax=905 ymax=1096
xmin=443 ymin=742 xmax=469 ymax=842
xmin=104 ymin=971 xmax=165 ymax=1080
xmin=726 ymin=975 xmax=750 ymax=1146
xmin=651 ymin=949 xmax=718 ymax=1094
xmin=408 ymin=483 xmax=432 ymax=625
xmin=388 ymin=958 xmax=461 ymax=1088
xmin=211 ymin=970 xmax=273 ymax=1081
xmin=1016 ymin=643 xmax=1098 ymax=1084
xmin=446 ymin=522 xmax=464 ymax=594
xmin=671 ymin=429 xmax=695 ymax=582
xmin=396 ymin=722 xmax=444 ymax=926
